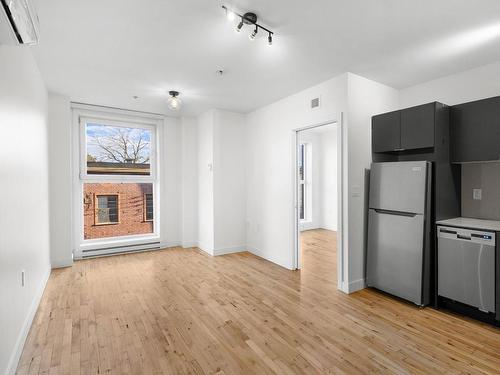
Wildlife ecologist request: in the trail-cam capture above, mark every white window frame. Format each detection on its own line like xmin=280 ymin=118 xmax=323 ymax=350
xmin=72 ymin=104 xmax=164 ymax=257
xmin=298 ymin=143 xmax=307 ymax=221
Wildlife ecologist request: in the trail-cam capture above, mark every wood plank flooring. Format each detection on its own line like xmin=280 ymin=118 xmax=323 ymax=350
xmin=18 ymin=229 xmax=500 ymax=374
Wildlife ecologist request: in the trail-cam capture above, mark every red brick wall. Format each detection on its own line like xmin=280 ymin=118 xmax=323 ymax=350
xmin=83 ymin=183 xmax=153 ymax=239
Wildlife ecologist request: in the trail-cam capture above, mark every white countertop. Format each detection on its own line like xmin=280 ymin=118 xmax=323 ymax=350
xmin=436 ymin=217 xmax=500 ymax=232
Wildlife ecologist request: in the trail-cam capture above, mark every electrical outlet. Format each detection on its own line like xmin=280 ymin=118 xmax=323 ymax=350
xmin=21 ymin=270 xmax=25 ymax=287
xmin=473 ymin=188 xmax=482 ymax=200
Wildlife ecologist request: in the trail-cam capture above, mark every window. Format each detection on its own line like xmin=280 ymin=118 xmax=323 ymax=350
xmin=95 ymin=195 xmax=119 ymax=224
xmin=298 ymin=143 xmax=306 ymax=220
xmin=144 ymin=193 xmax=153 ymax=221
xmin=85 ymin=123 xmax=152 ymax=176
xmin=74 ymin=107 xmax=160 ymax=249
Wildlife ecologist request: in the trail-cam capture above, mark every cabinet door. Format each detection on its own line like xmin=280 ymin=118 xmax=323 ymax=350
xmin=372 ymin=111 xmax=401 ymax=152
xmin=401 ymin=103 xmax=435 ymax=150
xmin=451 ymin=96 xmax=500 ymax=162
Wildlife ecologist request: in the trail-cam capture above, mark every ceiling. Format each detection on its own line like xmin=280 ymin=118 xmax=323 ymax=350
xmin=31 ymin=0 xmax=500 ymax=116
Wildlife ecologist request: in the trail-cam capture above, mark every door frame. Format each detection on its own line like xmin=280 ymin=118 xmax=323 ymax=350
xmin=292 ymin=114 xmax=345 ymax=291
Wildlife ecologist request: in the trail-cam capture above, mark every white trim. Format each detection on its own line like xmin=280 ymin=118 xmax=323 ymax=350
xmin=293 ymin=116 xmax=347 ymax=293
xmin=197 ymin=244 xmax=214 ymax=256
xmin=51 ymin=259 xmax=73 ymax=269
xmin=71 ymin=102 xmax=166 ymax=121
xmin=6 ymin=266 xmax=51 ymax=375
xmin=345 ymin=278 xmax=366 ymax=293
xmin=213 ymin=245 xmax=246 ymax=256
xmin=160 ymin=241 xmax=182 ymax=248
xmin=181 ymin=241 xmax=198 ymax=248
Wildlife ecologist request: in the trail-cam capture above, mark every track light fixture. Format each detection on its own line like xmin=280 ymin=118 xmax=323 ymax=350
xmin=222 ymin=5 xmax=274 ymax=45
xmin=167 ymin=91 xmax=182 ymax=111
xmin=249 ymin=26 xmax=258 ymax=41
xmin=236 ymin=19 xmax=244 ymax=32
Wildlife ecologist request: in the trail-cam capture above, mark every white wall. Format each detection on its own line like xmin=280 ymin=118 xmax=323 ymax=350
xmin=345 ymin=73 xmax=400 ymax=290
xmin=245 ymin=73 xmax=348 ymax=270
xmin=48 ymin=94 xmax=73 ymax=268
xmin=320 ymin=127 xmax=338 ymax=231
xmin=213 ymin=110 xmax=246 ymax=254
xmin=180 ymin=117 xmax=198 ymax=247
xmin=160 ymin=116 xmax=182 ymax=246
xmin=400 ymin=59 xmax=500 ymax=107
xmin=197 ymin=110 xmax=215 ymax=253
xmin=0 ymin=46 xmax=51 ymax=375
xmin=245 ymin=72 xmax=399 ymax=290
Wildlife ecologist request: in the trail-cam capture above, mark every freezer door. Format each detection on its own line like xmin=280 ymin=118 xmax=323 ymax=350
xmin=366 ymin=209 xmax=425 ymax=305
xmin=369 ymin=161 xmax=429 ymax=214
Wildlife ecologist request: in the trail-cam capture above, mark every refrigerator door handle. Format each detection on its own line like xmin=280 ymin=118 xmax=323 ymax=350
xmin=373 ymin=208 xmax=417 ymax=217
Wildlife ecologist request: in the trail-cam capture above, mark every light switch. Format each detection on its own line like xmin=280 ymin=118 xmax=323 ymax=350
xmin=473 ymin=188 xmax=482 ymax=200
xmin=352 ymin=185 xmax=361 ymax=197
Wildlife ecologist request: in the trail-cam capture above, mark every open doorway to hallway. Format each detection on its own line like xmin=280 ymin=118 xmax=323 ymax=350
xmin=296 ymin=123 xmax=338 ymax=285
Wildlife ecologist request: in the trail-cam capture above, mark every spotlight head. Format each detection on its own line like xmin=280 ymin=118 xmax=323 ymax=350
xmin=236 ymin=19 xmax=244 ymax=32
xmin=249 ymin=26 xmax=258 ymax=41
xmin=226 ymin=10 xmax=235 ymax=21
xmin=268 ymin=33 xmax=273 ymax=46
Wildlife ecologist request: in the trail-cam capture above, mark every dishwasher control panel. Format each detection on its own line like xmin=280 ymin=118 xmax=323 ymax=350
xmin=438 ymin=226 xmax=495 ymax=246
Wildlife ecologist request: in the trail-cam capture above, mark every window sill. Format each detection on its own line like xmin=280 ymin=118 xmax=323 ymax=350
xmin=94 ymin=222 xmax=120 ymax=226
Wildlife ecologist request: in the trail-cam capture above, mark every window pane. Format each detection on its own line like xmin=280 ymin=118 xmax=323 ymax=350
xmin=84 ymin=183 xmax=154 ymax=240
xmin=145 ymin=193 xmax=154 ymax=221
xmin=86 ymin=123 xmax=151 ymax=175
xmin=299 ymin=144 xmax=305 ymax=181
xmin=299 ymin=183 xmax=305 ymax=220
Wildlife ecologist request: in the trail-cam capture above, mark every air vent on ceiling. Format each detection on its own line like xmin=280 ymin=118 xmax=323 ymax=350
xmin=311 ymin=97 xmax=321 ymax=110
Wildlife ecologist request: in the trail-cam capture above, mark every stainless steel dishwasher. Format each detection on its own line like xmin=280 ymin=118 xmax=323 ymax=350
xmin=437 ymin=226 xmax=496 ymax=313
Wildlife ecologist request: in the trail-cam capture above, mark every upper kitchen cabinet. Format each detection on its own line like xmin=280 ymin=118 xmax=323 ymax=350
xmin=451 ymin=96 xmax=500 ymax=163
xmin=372 ymin=110 xmax=401 ymax=152
xmin=401 ymin=103 xmax=435 ymax=150
xmin=372 ymin=103 xmax=438 ymax=153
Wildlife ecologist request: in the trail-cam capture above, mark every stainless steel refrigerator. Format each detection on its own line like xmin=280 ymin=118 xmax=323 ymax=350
xmin=366 ymin=161 xmax=432 ymax=306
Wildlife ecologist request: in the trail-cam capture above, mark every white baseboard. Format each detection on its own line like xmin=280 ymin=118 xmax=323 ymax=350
xmin=246 ymin=246 xmax=294 ymax=270
xmin=160 ymin=241 xmax=182 ymax=248
xmin=213 ymin=245 xmax=246 ymax=256
xmin=51 ymin=259 xmax=73 ymax=269
xmin=345 ymin=278 xmax=366 ymax=294
xmin=6 ymin=266 xmax=51 ymax=375
xmin=197 ymin=243 xmax=214 ymax=256
xmin=181 ymin=241 xmax=198 ymax=248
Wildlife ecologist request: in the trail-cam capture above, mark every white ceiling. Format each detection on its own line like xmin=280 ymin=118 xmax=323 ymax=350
xmin=31 ymin=0 xmax=500 ymax=116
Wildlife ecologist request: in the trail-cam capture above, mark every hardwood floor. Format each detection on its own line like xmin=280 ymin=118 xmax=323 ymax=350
xmin=18 ymin=229 xmax=500 ymax=374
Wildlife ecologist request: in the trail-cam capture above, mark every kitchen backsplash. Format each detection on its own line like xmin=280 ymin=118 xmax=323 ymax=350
xmin=462 ymin=162 xmax=500 ymax=220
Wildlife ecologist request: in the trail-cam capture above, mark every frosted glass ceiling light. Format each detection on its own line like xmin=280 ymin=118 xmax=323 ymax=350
xmin=167 ymin=91 xmax=182 ymax=111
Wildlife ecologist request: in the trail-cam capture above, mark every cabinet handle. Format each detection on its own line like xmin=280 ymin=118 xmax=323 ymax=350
xmin=394 ymin=148 xmax=406 ymax=151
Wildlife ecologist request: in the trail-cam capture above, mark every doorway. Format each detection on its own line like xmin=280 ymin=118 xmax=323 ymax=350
xmin=294 ymin=121 xmax=342 ymax=289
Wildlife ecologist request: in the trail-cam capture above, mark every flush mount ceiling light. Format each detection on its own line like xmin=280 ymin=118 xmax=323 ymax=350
xmin=167 ymin=91 xmax=182 ymax=111
xmin=222 ymin=5 xmax=274 ymax=45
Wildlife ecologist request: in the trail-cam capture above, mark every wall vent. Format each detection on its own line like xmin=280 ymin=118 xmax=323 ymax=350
xmin=311 ymin=97 xmax=320 ymax=109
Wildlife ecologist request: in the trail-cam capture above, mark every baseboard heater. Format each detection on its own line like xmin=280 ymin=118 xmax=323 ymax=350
xmin=81 ymin=241 xmax=162 ymax=258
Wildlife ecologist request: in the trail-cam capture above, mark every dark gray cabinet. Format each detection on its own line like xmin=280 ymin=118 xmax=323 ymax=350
xmin=401 ymin=103 xmax=435 ymax=150
xmin=372 ymin=111 xmax=401 ymax=152
xmin=451 ymin=96 xmax=500 ymax=163
xmin=372 ymin=103 xmax=436 ymax=153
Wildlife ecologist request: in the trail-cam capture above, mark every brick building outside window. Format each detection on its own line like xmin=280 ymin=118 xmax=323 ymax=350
xmin=83 ymin=182 xmax=153 ymax=239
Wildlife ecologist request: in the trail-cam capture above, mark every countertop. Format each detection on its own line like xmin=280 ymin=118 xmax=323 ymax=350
xmin=436 ymin=217 xmax=500 ymax=232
